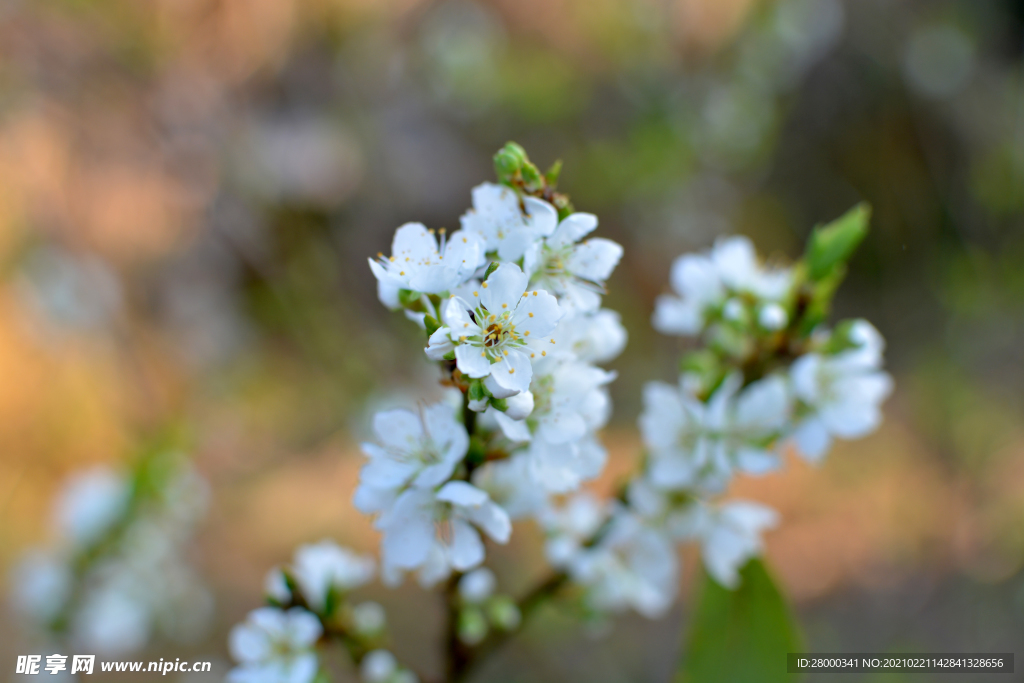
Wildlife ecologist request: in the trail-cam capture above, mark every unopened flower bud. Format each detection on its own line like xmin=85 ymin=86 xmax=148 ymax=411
xmin=486 ymin=595 xmax=521 ymax=630
xmin=458 ymin=606 xmax=488 ymax=645
xmin=758 ymin=303 xmax=788 ymax=331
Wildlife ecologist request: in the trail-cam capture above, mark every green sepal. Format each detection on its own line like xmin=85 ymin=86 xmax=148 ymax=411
xmin=545 ymin=159 xmax=563 ymax=188
xmin=442 ymin=351 xmax=456 ymax=361
xmin=805 ymin=202 xmax=870 ymax=281
xmin=483 ymin=261 xmax=500 ymax=280
xmin=821 ymin=319 xmax=861 ymax=354
xmin=398 ymin=288 xmax=425 ymax=311
xmin=490 ymin=398 xmax=508 ymax=412
xmin=468 ymin=379 xmax=488 ymax=402
xmin=424 ymin=315 xmax=441 ymax=338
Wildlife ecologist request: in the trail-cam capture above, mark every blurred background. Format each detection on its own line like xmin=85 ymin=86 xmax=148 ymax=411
xmin=2 ymin=0 xmax=1024 ymax=680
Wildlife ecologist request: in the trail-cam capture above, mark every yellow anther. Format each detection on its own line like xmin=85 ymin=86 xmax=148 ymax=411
xmin=542 ymin=351 xmax=547 ymax=356
xmin=508 ymin=368 xmax=515 ymax=374
xmin=463 ymin=323 xmax=469 ymax=328
xmin=459 ymin=336 xmax=466 ymax=342
xmin=462 ymin=237 xmax=467 ymax=243
xmin=524 ymin=331 xmax=530 ymax=336
xmin=489 ymin=315 xmax=496 ymax=322
xmin=482 ymin=282 xmax=488 ymax=288
xmin=532 ymin=291 xmax=538 ymax=296
xmin=530 ymin=353 xmax=535 ymax=358
xmin=400 ymin=271 xmax=405 ymax=275
xmin=377 ymin=252 xmax=384 ymax=258
xmin=439 ymin=227 xmax=446 ymax=233
xmin=550 ymin=339 xmax=556 ymax=344
xmin=428 ymin=228 xmax=435 ymax=234
xmin=389 ymin=256 xmax=395 ymax=262
xmin=503 ymin=350 xmax=508 ymax=356
xmin=473 ymin=291 xmax=479 ymax=297
xmin=481 ymin=352 xmax=486 ymax=357
xmin=528 ymin=312 xmax=534 ymax=318
xmin=501 ymin=303 xmax=507 ymax=309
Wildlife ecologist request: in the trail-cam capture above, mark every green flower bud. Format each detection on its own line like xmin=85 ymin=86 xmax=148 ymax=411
xmin=458 ymin=606 xmax=488 ymax=645
xmin=486 ymin=595 xmax=521 ymax=631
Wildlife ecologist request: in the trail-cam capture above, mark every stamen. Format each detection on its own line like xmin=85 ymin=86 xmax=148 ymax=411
xmin=482 ymin=282 xmax=489 ymax=289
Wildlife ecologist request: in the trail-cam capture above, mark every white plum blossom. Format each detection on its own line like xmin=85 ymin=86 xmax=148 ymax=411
xmin=640 ymin=373 xmax=791 ymax=493
xmin=549 ymin=309 xmax=628 ymax=364
xmin=264 ymin=568 xmax=291 ymax=603
xmin=376 ymin=482 xmax=511 ymax=584
xmin=539 ymin=493 xmax=609 ymax=568
xmin=677 ymin=501 xmax=778 ymax=588
xmin=227 ymin=607 xmax=322 ymax=683
xmin=570 ymin=512 xmax=678 ymax=618
xmin=460 ymin=183 xmax=558 ymax=261
xmin=354 ymin=404 xmax=469 ymax=515
xmin=653 ymin=236 xmax=793 ymax=336
xmin=493 ymin=359 xmax=614 ymax=445
xmin=426 ymin=263 xmax=563 ymax=396
xmin=458 ymin=567 xmax=496 ymax=603
xmin=10 ymin=551 xmax=72 ymax=622
xmin=520 ymin=435 xmax=607 ymax=494
xmin=788 ymin=320 xmax=893 ymax=461
xmin=369 ymin=223 xmax=486 ymax=309
xmin=291 ymin=541 xmax=375 ymax=614
xmin=523 ymin=212 xmax=623 ymax=312
xmin=471 ymin=454 xmax=547 ymax=520
xmin=54 ymin=467 xmax=130 ymax=548
xmin=360 ymin=649 xmax=418 ymax=683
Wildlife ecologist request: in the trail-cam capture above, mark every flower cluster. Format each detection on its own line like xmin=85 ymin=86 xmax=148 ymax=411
xmin=362 ymin=144 xmax=625 ymax=587
xmin=10 ymin=451 xmax=211 ymax=656
xmin=228 ymin=144 xmax=892 ymax=683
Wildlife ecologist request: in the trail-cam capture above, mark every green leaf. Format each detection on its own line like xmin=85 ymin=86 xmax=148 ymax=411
xmin=677 ymin=559 xmax=803 ymax=683
xmin=805 ymin=203 xmax=871 ymax=281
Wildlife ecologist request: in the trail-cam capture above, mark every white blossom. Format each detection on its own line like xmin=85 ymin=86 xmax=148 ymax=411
xmin=264 ymin=568 xmax=291 ymax=603
xmin=788 ymin=320 xmax=893 ymax=461
xmin=351 ymin=602 xmax=387 ymax=636
xmin=653 ymin=236 xmax=793 ymax=336
xmin=458 ymin=567 xmax=496 ymax=603
xmin=361 ymin=650 xmax=397 ymax=683
xmin=539 ymin=494 xmax=609 ymax=568
xmin=570 ymin=512 xmax=678 ymax=618
xmin=460 ymin=183 xmax=558 ymax=261
xmin=369 ymin=224 xmax=486 ymax=309
xmin=521 ymin=434 xmax=607 ymax=494
xmin=523 ymin=212 xmax=623 ymax=312
xmin=549 ymin=309 xmax=627 ymax=364
xmin=10 ymin=551 xmax=72 ymax=622
xmin=471 ymin=454 xmax=547 ymax=520
xmin=376 ymin=482 xmax=511 ymax=584
xmin=291 ymin=541 xmax=374 ymax=614
xmin=493 ymin=359 xmax=614 ymax=445
xmin=354 ymin=403 xmax=469 ymax=515
xmin=71 ymin=586 xmax=151 ymax=656
xmin=228 ymin=607 xmax=322 ymax=683
xmin=640 ymin=373 xmax=791 ymax=493
xmin=677 ymin=501 xmax=778 ymax=588
xmin=426 ymin=263 xmax=563 ymax=395
xmin=54 ymin=466 xmax=130 ymax=548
